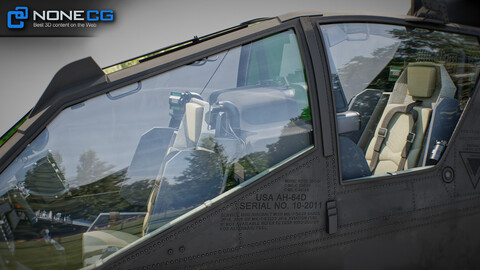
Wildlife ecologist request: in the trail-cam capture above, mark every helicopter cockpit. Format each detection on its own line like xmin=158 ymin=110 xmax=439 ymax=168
xmin=0 ymin=29 xmax=314 ymax=269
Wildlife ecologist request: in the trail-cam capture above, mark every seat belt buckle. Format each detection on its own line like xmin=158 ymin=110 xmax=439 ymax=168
xmin=378 ymin=128 xmax=388 ymax=138
xmin=406 ymin=132 xmax=416 ymax=143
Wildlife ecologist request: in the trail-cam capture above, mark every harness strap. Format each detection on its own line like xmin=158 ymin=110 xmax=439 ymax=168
xmin=369 ymin=101 xmax=421 ymax=172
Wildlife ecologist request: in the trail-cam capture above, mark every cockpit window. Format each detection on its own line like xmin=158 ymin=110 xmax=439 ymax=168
xmin=0 ymin=29 xmax=313 ymax=269
xmin=320 ymin=23 xmax=480 ymax=181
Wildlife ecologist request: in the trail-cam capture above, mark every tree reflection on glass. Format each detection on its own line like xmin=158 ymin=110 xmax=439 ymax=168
xmin=367 ymin=28 xmax=480 ymax=92
xmin=75 ymin=149 xmax=114 ymax=186
xmin=147 ymin=137 xmax=227 ymax=232
xmin=228 ymin=108 xmax=312 ymax=190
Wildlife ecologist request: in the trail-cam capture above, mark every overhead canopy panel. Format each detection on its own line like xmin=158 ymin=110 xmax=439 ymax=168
xmin=409 ymin=0 xmax=480 ymax=27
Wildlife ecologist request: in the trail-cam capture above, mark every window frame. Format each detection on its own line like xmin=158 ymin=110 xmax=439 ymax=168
xmin=312 ymin=16 xmax=480 ymax=185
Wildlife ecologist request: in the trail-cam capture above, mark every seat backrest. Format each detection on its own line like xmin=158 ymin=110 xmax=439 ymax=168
xmin=120 ymin=127 xmax=175 ymax=206
xmin=365 ymin=63 xmax=448 ymax=175
xmin=142 ymin=148 xmax=225 ymax=235
xmin=339 ymin=135 xmax=371 ymax=180
xmin=365 ymin=104 xmax=432 ymax=174
xmin=421 ymin=97 xmax=461 ymax=166
xmin=142 ymin=98 xmax=210 ymax=234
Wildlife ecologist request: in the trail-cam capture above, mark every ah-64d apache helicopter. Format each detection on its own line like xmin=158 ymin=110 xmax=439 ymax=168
xmin=1 ymin=0 xmax=480 ymax=269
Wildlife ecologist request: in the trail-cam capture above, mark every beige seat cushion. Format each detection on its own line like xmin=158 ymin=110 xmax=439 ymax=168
xmin=365 ymin=104 xmax=431 ymax=175
xmin=83 ymin=230 xmax=139 ymax=266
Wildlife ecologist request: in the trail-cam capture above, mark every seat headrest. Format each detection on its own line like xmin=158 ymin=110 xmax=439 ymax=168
xmin=407 ymin=65 xmax=437 ymax=98
xmin=185 ymin=102 xmax=204 ymax=144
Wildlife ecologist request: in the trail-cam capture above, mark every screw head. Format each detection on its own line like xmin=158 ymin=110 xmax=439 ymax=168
xmin=442 ymin=167 xmax=454 ymax=183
